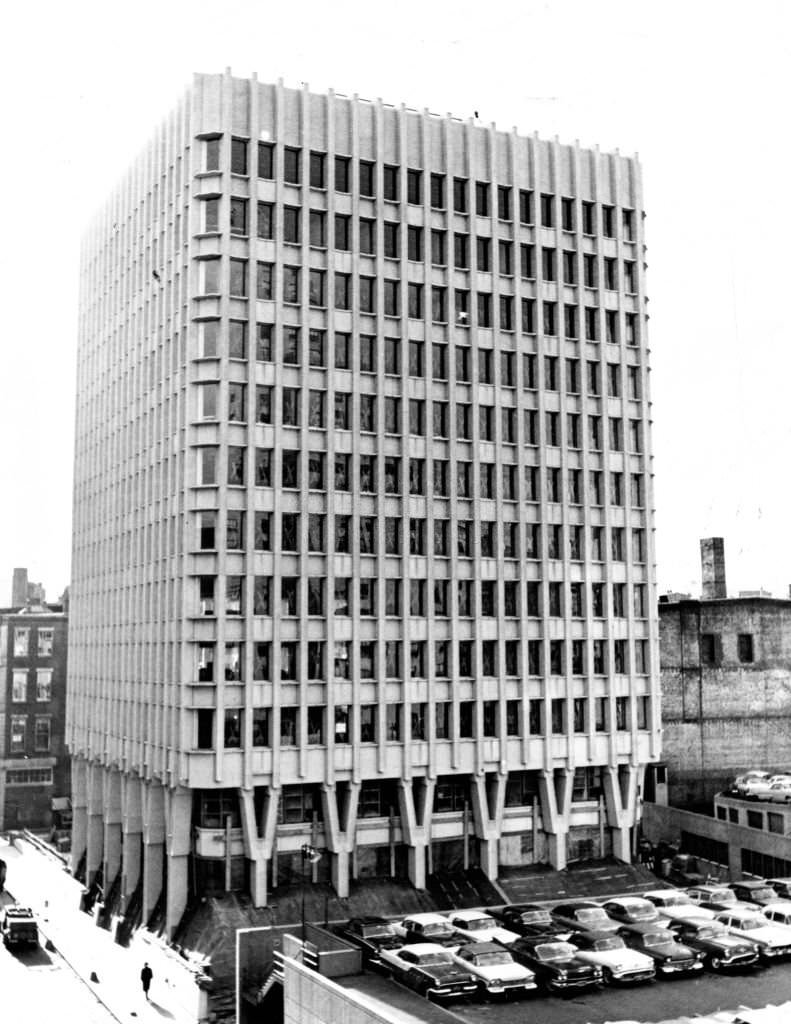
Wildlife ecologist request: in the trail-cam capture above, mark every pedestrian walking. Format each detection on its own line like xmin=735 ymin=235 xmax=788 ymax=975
xmin=140 ymin=962 xmax=153 ymax=1001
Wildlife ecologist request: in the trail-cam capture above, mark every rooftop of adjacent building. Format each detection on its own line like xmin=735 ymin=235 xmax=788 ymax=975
xmin=659 ymin=537 xmax=791 ymax=608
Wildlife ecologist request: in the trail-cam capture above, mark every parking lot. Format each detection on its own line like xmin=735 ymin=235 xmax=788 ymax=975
xmin=347 ymin=957 xmax=791 ymax=1024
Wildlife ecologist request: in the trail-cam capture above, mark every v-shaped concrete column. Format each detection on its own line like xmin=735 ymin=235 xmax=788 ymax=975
xmin=397 ymin=777 xmax=436 ymax=889
xmin=603 ymin=764 xmax=640 ymax=863
xmin=240 ymin=786 xmax=280 ymax=907
xmin=85 ymin=762 xmax=105 ymax=886
xmin=141 ymin=780 xmax=165 ymax=924
xmin=70 ymin=757 xmax=88 ymax=877
xmin=470 ymin=772 xmax=508 ymax=880
xmin=320 ymin=782 xmax=361 ymax=897
xmin=120 ymin=773 xmax=143 ymax=912
xmin=164 ymin=786 xmax=192 ymax=938
xmin=102 ymin=768 xmax=122 ymax=889
xmin=538 ymin=768 xmax=573 ymax=870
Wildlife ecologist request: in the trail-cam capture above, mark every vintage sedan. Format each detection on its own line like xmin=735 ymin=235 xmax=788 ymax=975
xmin=550 ymin=901 xmax=620 ymax=934
xmin=767 ymin=878 xmax=791 ymax=900
xmin=567 ymin=930 xmax=655 ymax=985
xmin=761 ymin=901 xmax=791 ymax=928
xmin=494 ymin=903 xmax=566 ymax=938
xmin=733 ymin=770 xmax=771 ymax=796
xmin=333 ymin=916 xmax=402 ymax=967
xmin=686 ymin=885 xmax=758 ymax=913
xmin=715 ymin=909 xmax=791 ymax=960
xmin=617 ymin=922 xmax=704 ymax=976
xmin=508 ymin=936 xmax=602 ymax=993
xmin=643 ymin=889 xmax=715 ymax=922
xmin=758 ymin=779 xmax=791 ymax=803
xmin=444 ymin=910 xmax=520 ymax=946
xmin=393 ymin=913 xmax=463 ymax=950
xmin=669 ymin=916 xmax=760 ymax=970
xmin=602 ymin=897 xmax=660 ymax=926
xmin=452 ymin=941 xmax=538 ymax=998
xmin=730 ymin=881 xmax=780 ymax=907
xmin=378 ymin=943 xmax=478 ymax=1001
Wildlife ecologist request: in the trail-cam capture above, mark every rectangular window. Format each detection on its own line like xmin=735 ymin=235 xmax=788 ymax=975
xmin=407 ymin=168 xmax=422 ymax=204
xmin=738 ymin=634 xmax=755 ymax=663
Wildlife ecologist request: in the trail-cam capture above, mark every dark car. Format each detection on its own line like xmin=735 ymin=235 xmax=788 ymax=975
xmin=508 ymin=936 xmax=602 ymax=993
xmin=379 ymin=943 xmax=478 ymax=1001
xmin=566 ymin=930 xmax=655 ymax=985
xmin=767 ymin=878 xmax=791 ymax=900
xmin=730 ymin=881 xmax=779 ymax=907
xmin=551 ymin=901 xmax=620 ymax=934
xmin=667 ymin=854 xmax=705 ymax=887
xmin=617 ymin=922 xmax=704 ymax=977
xmin=494 ymin=904 xmax=565 ymax=938
xmin=668 ymin=916 xmax=760 ymax=970
xmin=602 ymin=897 xmax=661 ymax=926
xmin=334 ymin=916 xmax=402 ymax=967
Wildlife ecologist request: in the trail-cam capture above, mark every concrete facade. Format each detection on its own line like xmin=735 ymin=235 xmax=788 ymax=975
xmin=0 ymin=597 xmax=70 ymax=829
xmin=659 ymin=594 xmax=791 ymax=807
xmin=69 ymin=71 xmax=659 ymax=938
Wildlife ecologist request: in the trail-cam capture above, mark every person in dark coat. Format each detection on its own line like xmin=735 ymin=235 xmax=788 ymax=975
xmin=141 ymin=962 xmax=153 ymax=1000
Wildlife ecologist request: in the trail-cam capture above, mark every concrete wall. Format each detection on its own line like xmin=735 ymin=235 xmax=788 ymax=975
xmin=660 ymin=598 xmax=791 ymax=806
xmin=283 ymin=957 xmax=413 ymax=1024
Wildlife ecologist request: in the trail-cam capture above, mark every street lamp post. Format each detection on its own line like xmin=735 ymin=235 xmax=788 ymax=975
xmin=300 ymin=843 xmax=321 ymax=943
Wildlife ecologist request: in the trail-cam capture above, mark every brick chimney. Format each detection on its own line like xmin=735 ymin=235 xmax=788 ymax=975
xmin=11 ymin=568 xmax=28 ymax=607
xmin=700 ymin=537 xmax=727 ymax=599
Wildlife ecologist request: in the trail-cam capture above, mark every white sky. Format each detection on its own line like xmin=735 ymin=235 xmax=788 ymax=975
xmin=2 ymin=0 xmax=790 ymax=605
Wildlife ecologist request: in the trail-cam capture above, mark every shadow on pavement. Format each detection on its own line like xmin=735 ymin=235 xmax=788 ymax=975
xmin=149 ymin=1000 xmax=176 ymax=1019
xmin=13 ymin=944 xmax=54 ymax=967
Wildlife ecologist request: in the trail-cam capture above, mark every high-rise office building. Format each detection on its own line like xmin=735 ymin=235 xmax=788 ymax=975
xmin=69 ymin=71 xmax=660 ymax=937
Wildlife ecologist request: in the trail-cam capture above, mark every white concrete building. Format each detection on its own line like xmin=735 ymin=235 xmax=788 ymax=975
xmin=68 ymin=71 xmax=660 ymax=937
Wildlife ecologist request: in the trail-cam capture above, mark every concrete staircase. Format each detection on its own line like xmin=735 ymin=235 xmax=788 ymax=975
xmin=497 ymin=857 xmax=671 ymax=905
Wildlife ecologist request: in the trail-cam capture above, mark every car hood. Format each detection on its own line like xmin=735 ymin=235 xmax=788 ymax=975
xmin=575 ymin=948 xmax=652 ymax=970
xmin=732 ymin=924 xmax=791 ymax=945
xmin=425 ymin=963 xmax=474 ymax=983
xmin=471 ymin=962 xmax=535 ymax=982
xmin=469 ymin=925 xmax=520 ymax=945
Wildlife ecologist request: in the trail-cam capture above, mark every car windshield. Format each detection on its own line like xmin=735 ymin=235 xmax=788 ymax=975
xmin=422 ymin=922 xmax=454 ymax=936
xmin=708 ymin=889 xmax=736 ymax=902
xmin=643 ymin=932 xmax=673 ymax=947
xmin=575 ymin=908 xmax=607 ymax=922
xmin=697 ymin=924 xmax=726 ymax=938
xmin=536 ymin=942 xmax=576 ymax=961
xmin=416 ymin=952 xmax=453 ymax=966
xmin=521 ymin=911 xmax=550 ymax=923
xmin=592 ymin=937 xmax=624 ymax=951
xmin=663 ymin=894 xmax=691 ymax=907
xmin=461 ymin=917 xmax=492 ymax=931
xmin=734 ymin=918 xmax=763 ymax=931
xmin=748 ymin=888 xmax=775 ymax=902
xmin=361 ymin=924 xmax=395 ymax=938
xmin=472 ymin=951 xmax=512 ymax=966
xmin=627 ymin=905 xmax=656 ymax=919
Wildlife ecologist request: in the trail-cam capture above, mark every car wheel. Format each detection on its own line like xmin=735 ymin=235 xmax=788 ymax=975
xmin=602 ymin=967 xmax=614 ymax=985
xmin=710 ymin=956 xmax=723 ymax=970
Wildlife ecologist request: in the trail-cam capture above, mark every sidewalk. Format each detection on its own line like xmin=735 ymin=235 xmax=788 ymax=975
xmin=0 ymin=836 xmax=206 ymax=1024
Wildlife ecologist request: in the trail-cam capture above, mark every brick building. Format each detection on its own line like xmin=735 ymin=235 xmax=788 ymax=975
xmin=68 ymin=71 xmax=660 ymax=938
xmin=0 ymin=572 xmax=70 ymax=830
xmin=660 ymin=539 xmax=791 ymax=807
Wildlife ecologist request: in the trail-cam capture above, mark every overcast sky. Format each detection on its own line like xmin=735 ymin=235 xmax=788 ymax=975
xmin=2 ymin=0 xmax=789 ymax=606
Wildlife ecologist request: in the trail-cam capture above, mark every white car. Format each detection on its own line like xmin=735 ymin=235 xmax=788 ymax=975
xmin=568 ymin=931 xmax=655 ymax=984
xmin=750 ymin=775 xmax=791 ymax=800
xmin=762 ymin=901 xmax=791 ymax=928
xmin=444 ymin=910 xmax=520 ymax=946
xmin=715 ymin=909 xmax=791 ymax=959
xmin=392 ymin=912 xmax=462 ymax=950
xmin=452 ymin=942 xmax=538 ymax=997
xmin=643 ymin=889 xmax=715 ymax=921
xmin=378 ymin=942 xmax=478 ymax=1000
xmin=759 ymin=779 xmax=791 ymax=803
xmin=734 ymin=770 xmax=771 ymax=795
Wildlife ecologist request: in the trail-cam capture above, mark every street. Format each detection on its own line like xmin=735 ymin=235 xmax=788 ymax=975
xmin=1 ymin=894 xmax=117 ymax=1023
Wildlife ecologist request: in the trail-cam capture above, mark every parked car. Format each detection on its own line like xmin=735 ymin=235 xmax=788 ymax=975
xmin=761 ymin=901 xmax=791 ymax=928
xmin=378 ymin=943 xmax=478 ymax=1001
xmin=508 ymin=936 xmax=603 ymax=993
xmin=567 ymin=930 xmax=655 ymax=985
xmin=668 ymin=916 xmax=760 ymax=970
xmin=602 ymin=897 xmax=660 ymax=926
xmin=550 ymin=901 xmax=620 ymax=934
xmin=747 ymin=775 xmax=791 ymax=800
xmin=734 ymin=770 xmax=771 ymax=796
xmin=714 ymin=908 xmax=791 ymax=961
xmin=730 ymin=881 xmax=780 ymax=907
xmin=451 ymin=942 xmax=538 ymax=998
xmin=617 ymin=921 xmax=704 ymax=976
xmin=686 ymin=885 xmax=757 ymax=913
xmin=333 ymin=917 xmax=402 ymax=967
xmin=667 ymin=854 xmax=705 ymax=887
xmin=767 ymin=878 xmax=791 ymax=900
xmin=757 ymin=779 xmax=791 ymax=803
xmin=393 ymin=913 xmax=462 ymax=950
xmin=494 ymin=903 xmax=566 ymax=938
xmin=444 ymin=910 xmax=520 ymax=946
xmin=0 ymin=905 xmax=37 ymax=949
xmin=643 ymin=889 xmax=715 ymax=922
